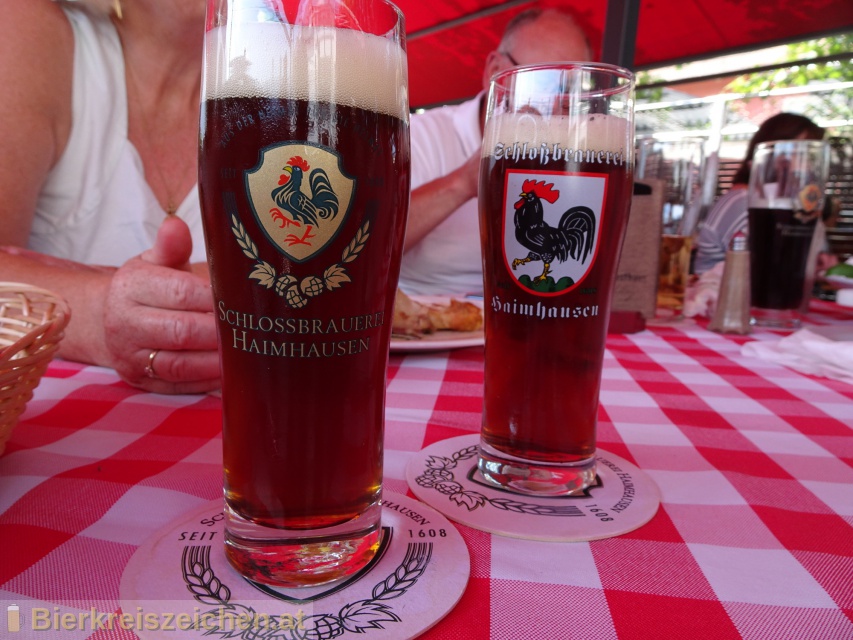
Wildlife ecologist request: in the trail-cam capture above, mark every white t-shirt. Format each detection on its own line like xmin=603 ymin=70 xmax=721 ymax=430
xmin=398 ymin=95 xmax=484 ymax=296
xmin=30 ymin=7 xmax=206 ymax=266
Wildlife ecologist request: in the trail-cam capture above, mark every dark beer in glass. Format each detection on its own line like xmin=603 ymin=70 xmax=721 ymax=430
xmin=478 ymin=63 xmax=634 ymax=495
xmin=747 ymin=140 xmax=829 ymax=329
xmin=199 ymin=0 xmax=409 ymax=587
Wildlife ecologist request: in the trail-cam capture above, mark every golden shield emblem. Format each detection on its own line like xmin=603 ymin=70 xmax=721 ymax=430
xmin=245 ymin=143 xmax=355 ymax=262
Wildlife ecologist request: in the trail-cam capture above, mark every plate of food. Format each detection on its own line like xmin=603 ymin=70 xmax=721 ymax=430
xmin=390 ymin=291 xmax=484 ymax=352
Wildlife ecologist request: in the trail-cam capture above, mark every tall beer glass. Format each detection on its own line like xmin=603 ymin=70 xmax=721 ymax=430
xmin=636 ymin=138 xmax=705 ymax=317
xmin=747 ymin=140 xmax=829 ymax=329
xmin=478 ymin=63 xmax=634 ymax=495
xmin=199 ymin=0 xmax=409 ymax=587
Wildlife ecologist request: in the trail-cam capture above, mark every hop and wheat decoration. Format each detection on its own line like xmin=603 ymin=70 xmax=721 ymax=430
xmin=416 ymin=445 xmax=588 ymax=517
xmin=182 ymin=543 xmax=432 ymax=640
xmin=230 ymin=214 xmax=370 ymax=309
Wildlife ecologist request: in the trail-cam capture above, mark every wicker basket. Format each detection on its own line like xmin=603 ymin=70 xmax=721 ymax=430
xmin=0 ymin=283 xmax=71 ymax=455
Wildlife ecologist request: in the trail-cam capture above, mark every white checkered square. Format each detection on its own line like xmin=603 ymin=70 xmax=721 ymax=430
xmin=600 ymin=364 xmax=633 ymax=381
xmin=386 ymin=375 xmax=444 ymax=397
xmin=384 ymin=420 xmax=427 ymax=453
xmin=0 ymin=447 xmax=103 ymax=479
xmin=599 ymin=389 xmax=659 ymax=407
xmin=741 ymin=430 xmax=833 ymax=458
xmin=0 ymin=475 xmax=47 ymax=514
xmin=612 ymin=422 xmax=694 ymax=447
xmin=772 ymin=454 xmax=851 ymax=484
xmin=813 ymin=401 xmax=853 ymax=421
xmin=723 ymin=413 xmax=800 ymax=430
xmin=397 ymin=353 xmax=451 ymax=371
xmin=38 ymin=428 xmax=142 ymax=459
xmin=648 ymin=470 xmax=747 ymax=505
xmin=383 ymin=449 xmax=415 ymax=483
xmin=666 ymin=504 xmax=781 ymax=549
xmin=689 ymin=544 xmax=837 ymax=607
xmin=700 ymin=395 xmax=775 ymax=416
xmin=79 ymin=486 xmax=209 ymax=545
xmin=669 ymin=371 xmax=731 ymax=387
xmin=627 ymin=445 xmax=716 ymax=472
xmin=647 ymin=352 xmax=703 ymax=369
xmin=601 ymin=405 xmax=672 ymax=426
xmin=801 ymin=479 xmax=853 ymax=517
xmin=489 ymin=537 xmax=601 ymax=588
xmin=385 ymin=407 xmax=434 ymax=425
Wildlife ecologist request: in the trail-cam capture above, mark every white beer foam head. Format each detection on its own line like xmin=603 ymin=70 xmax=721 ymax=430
xmin=482 ymin=113 xmax=631 ymax=158
xmin=203 ymin=23 xmax=408 ymax=120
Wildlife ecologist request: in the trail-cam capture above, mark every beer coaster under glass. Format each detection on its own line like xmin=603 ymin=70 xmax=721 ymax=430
xmin=120 ymin=493 xmax=469 ymax=640
xmin=406 ymin=434 xmax=660 ymax=542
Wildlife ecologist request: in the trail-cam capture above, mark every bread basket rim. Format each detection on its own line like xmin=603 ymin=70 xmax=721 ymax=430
xmin=0 ymin=282 xmax=71 ymax=364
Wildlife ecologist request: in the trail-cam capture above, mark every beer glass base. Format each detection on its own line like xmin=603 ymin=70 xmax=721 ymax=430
xmin=750 ymin=307 xmax=801 ymax=330
xmin=223 ymin=502 xmax=382 ymax=588
xmin=477 ymin=443 xmax=596 ymax=496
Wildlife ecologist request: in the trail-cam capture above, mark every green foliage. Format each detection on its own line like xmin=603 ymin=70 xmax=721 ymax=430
xmin=636 ymin=70 xmax=665 ymax=103
xmin=726 ymin=34 xmax=853 ymax=94
xmin=518 ymin=274 xmax=574 ymax=293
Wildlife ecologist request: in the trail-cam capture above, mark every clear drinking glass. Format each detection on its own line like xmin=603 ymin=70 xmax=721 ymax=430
xmin=199 ymin=0 xmax=410 ymax=587
xmin=636 ymin=138 xmax=705 ymax=317
xmin=747 ymin=139 xmax=829 ymax=329
xmin=478 ymin=63 xmax=634 ymax=495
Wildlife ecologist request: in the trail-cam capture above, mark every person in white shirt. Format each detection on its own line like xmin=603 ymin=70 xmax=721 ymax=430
xmin=1 ymin=0 xmax=217 ymax=394
xmin=398 ymin=8 xmax=593 ymax=296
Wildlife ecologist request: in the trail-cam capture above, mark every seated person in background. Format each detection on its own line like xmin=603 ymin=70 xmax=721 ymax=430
xmin=694 ymin=113 xmax=824 ymax=275
xmin=398 ymin=8 xmax=593 ymax=296
xmin=0 ymin=0 xmax=218 ymax=394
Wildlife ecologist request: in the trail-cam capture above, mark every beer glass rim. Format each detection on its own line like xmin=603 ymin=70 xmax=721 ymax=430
xmin=754 ymin=139 xmax=829 ymax=154
xmin=491 ymin=61 xmax=634 ymax=91
xmin=637 ymin=137 xmax=705 ymax=149
xmin=206 ymin=0 xmax=405 ymax=40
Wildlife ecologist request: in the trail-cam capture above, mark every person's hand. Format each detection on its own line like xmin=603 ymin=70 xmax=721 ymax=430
xmin=103 ymin=216 xmax=220 ymax=394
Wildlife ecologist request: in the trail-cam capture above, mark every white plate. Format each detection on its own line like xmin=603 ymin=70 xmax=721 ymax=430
xmin=826 ymin=274 xmax=853 ymax=289
xmin=390 ymin=296 xmax=484 ymax=353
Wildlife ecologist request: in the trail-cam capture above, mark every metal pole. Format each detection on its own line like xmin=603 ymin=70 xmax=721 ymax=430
xmin=601 ymin=0 xmax=641 ymax=70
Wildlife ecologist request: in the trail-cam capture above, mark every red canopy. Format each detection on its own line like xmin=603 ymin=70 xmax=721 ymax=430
xmin=396 ymin=0 xmax=853 ymax=108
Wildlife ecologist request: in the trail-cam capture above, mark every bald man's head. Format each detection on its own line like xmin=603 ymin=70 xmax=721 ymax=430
xmin=483 ymin=9 xmax=593 ymax=90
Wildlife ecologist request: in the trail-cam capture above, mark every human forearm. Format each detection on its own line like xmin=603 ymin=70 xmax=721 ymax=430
xmin=0 ymin=248 xmax=113 ymax=365
xmin=404 ymin=155 xmax=480 ymax=252
xmin=0 ymin=219 xmax=220 ymax=395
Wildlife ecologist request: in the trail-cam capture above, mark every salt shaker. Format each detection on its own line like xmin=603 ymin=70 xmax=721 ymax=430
xmin=709 ymin=234 xmax=752 ymax=335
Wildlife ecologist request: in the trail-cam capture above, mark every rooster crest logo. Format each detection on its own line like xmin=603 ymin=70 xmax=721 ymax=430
xmin=503 ymin=172 xmax=605 ymax=295
xmin=246 ymin=144 xmax=355 ymax=262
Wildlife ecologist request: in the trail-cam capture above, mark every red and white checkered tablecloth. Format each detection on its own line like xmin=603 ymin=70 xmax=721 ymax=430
xmin=1 ymin=302 xmax=852 ymax=640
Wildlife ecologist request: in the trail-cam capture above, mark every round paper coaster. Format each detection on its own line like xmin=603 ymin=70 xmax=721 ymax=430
xmin=406 ymin=434 xmax=660 ymax=542
xmin=120 ymin=493 xmax=469 ymax=640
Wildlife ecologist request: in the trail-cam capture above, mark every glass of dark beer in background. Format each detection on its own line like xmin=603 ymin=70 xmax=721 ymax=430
xmin=747 ymin=140 xmax=829 ymax=329
xmin=199 ymin=0 xmax=409 ymax=587
xmin=478 ymin=63 xmax=634 ymax=495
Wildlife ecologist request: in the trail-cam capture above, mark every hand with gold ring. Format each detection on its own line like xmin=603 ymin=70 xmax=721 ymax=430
xmin=144 ymin=349 xmax=160 ymax=379
xmin=103 ymin=217 xmax=221 ymax=394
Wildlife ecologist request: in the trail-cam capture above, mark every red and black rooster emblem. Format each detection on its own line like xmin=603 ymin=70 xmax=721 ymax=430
xmin=511 ymin=179 xmax=596 ymax=283
xmin=269 ymin=156 xmax=339 ymax=247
